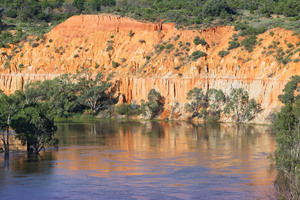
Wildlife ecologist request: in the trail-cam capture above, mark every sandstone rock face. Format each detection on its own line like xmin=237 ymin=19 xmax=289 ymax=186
xmin=0 ymin=14 xmax=299 ymax=123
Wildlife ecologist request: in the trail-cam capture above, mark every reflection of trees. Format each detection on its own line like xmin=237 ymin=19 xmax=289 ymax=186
xmin=55 ymin=120 xmax=274 ymax=154
xmin=12 ymin=151 xmax=55 ymax=175
xmin=0 ymin=151 xmax=55 ymax=190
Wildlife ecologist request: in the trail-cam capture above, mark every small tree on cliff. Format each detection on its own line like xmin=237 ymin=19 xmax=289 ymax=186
xmin=224 ymin=88 xmax=260 ymax=123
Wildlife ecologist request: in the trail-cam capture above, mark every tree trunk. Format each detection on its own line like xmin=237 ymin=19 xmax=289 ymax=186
xmin=5 ymin=128 xmax=9 ymax=153
xmin=27 ymin=142 xmax=32 ymax=153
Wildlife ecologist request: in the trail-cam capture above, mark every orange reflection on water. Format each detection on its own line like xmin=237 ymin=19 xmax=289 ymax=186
xmin=54 ymin=121 xmax=276 ymax=191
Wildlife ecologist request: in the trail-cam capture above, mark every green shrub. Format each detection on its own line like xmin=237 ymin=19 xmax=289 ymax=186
xmin=174 ymin=65 xmax=182 ymax=70
xmin=241 ymin=35 xmax=257 ymax=52
xmin=129 ymin=30 xmax=134 ymax=37
xmin=116 ymin=104 xmax=131 ymax=115
xmin=287 ymin=43 xmax=294 ymax=48
xmin=202 ymin=0 xmax=236 ymax=17
xmin=192 ymin=51 xmax=206 ymax=60
xmin=165 ymin=44 xmax=174 ymax=49
xmin=218 ymin=50 xmax=229 ymax=58
xmin=174 ymin=35 xmax=180 ymax=41
xmin=106 ymin=45 xmax=113 ymax=51
xmin=5 ymin=9 xmax=18 ymax=18
xmin=112 ymin=61 xmax=120 ymax=68
xmin=158 ymin=44 xmax=165 ymax=51
xmin=120 ymin=58 xmax=127 ymax=62
xmin=18 ymin=64 xmax=24 ymax=69
xmin=32 ymin=43 xmax=39 ymax=48
xmin=228 ymin=40 xmax=240 ymax=50
xmin=193 ymin=36 xmax=207 ymax=45
xmin=116 ymin=103 xmax=140 ymax=116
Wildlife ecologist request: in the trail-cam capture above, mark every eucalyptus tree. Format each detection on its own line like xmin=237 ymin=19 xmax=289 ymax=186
xmin=76 ymin=73 xmax=114 ymax=115
xmin=0 ymin=91 xmax=24 ymax=153
xmin=273 ymin=75 xmax=300 ymax=198
xmin=141 ymin=89 xmax=164 ymax=119
xmin=12 ymin=104 xmax=57 ymax=154
xmin=224 ymin=88 xmax=259 ymax=123
xmin=206 ymin=89 xmax=225 ymax=120
xmin=185 ymin=87 xmax=207 ymax=118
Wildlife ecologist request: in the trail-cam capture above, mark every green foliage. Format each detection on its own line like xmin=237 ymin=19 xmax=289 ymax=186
xmin=218 ymin=50 xmax=229 ymax=58
xmin=76 ymin=73 xmax=114 ymax=115
xmin=112 ymin=61 xmax=120 ymax=68
xmin=206 ymin=89 xmax=225 ymax=120
xmin=25 ymin=75 xmax=81 ymax=118
xmin=165 ymin=44 xmax=174 ymax=49
xmin=73 ymin=0 xmax=85 ymax=11
xmin=116 ymin=103 xmax=140 ymax=117
xmin=129 ymin=30 xmax=134 ymax=37
xmin=32 ymin=43 xmax=39 ymax=48
xmin=185 ymin=88 xmax=226 ymax=121
xmin=12 ymin=105 xmax=57 ymax=154
xmin=185 ymin=87 xmax=206 ymax=118
xmin=224 ymin=88 xmax=260 ymax=123
xmin=106 ymin=44 xmax=113 ymax=51
xmin=228 ymin=40 xmax=240 ymax=50
xmin=141 ymin=89 xmax=164 ymax=119
xmin=234 ymin=21 xmax=267 ymax=36
xmin=241 ymin=35 xmax=257 ymax=52
xmin=278 ymin=76 xmax=300 ymax=104
xmin=202 ymin=0 xmax=236 ymax=18
xmin=193 ymin=36 xmax=207 ymax=46
xmin=5 ymin=9 xmax=18 ymax=18
xmin=287 ymin=43 xmax=294 ymax=48
xmin=0 ymin=91 xmax=24 ymax=153
xmin=0 ymin=89 xmax=58 ymax=154
xmin=272 ymin=76 xmax=300 ymax=197
xmin=0 ymin=0 xmax=299 ymax=45
xmin=192 ymin=51 xmax=206 ymax=60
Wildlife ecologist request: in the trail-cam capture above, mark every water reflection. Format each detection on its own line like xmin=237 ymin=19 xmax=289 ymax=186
xmin=0 ymin=120 xmax=276 ymax=200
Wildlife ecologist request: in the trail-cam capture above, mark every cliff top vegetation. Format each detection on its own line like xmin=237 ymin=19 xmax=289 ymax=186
xmin=0 ymin=0 xmax=299 ymax=48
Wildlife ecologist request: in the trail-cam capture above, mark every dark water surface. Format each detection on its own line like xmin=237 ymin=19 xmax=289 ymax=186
xmin=0 ymin=120 xmax=276 ymax=200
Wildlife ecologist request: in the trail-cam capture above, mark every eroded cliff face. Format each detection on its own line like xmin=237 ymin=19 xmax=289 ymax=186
xmin=0 ymin=14 xmax=299 ymax=123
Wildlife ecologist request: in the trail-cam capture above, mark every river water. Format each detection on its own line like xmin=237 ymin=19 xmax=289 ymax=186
xmin=0 ymin=120 xmax=276 ymax=200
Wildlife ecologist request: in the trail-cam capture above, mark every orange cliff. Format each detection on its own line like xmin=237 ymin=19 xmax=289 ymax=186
xmin=0 ymin=14 xmax=299 ymax=123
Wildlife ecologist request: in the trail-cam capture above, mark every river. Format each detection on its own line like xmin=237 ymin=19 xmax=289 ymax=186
xmin=0 ymin=120 xmax=276 ymax=200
